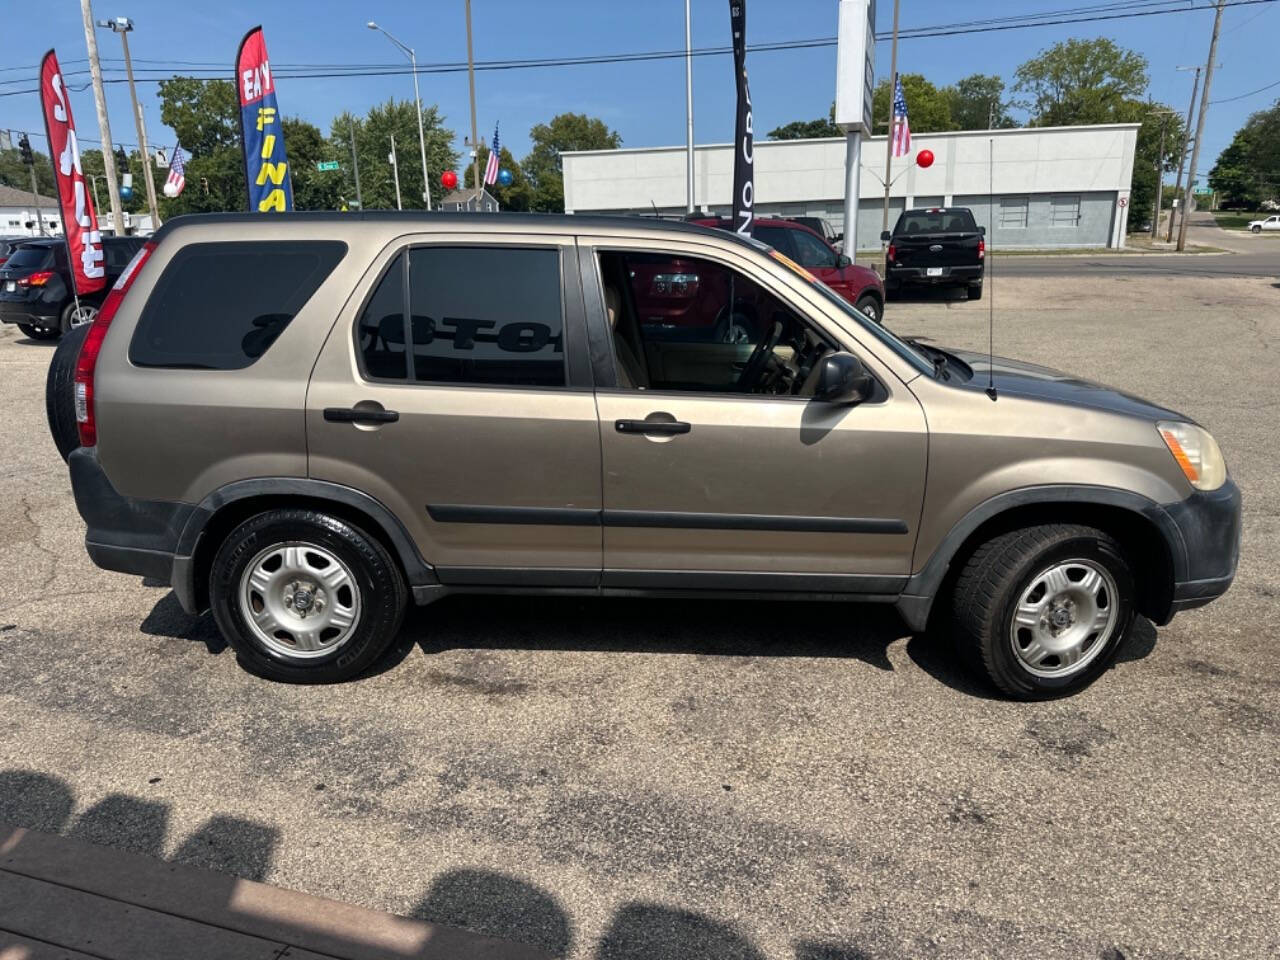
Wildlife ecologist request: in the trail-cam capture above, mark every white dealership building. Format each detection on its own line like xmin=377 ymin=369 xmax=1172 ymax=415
xmin=562 ymin=123 xmax=1140 ymax=250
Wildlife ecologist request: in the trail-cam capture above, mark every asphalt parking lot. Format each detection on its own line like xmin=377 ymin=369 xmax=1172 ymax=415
xmin=1 ymin=251 xmax=1278 ymax=958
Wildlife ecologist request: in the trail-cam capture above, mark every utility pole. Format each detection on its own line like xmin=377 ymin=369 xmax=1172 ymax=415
xmin=99 ymin=17 xmax=160 ymax=229
xmin=1178 ymin=0 xmax=1224 ymax=252
xmin=464 ymin=0 xmax=482 ymax=204
xmin=18 ymin=135 xmax=45 ymax=235
xmin=684 ymin=0 xmax=695 ymax=214
xmin=389 ymin=134 xmax=402 ymax=210
xmin=879 ymin=0 xmax=900 ymax=245
xmin=1167 ymin=65 xmax=1200 ymax=243
xmin=1152 ymin=115 xmax=1168 ymax=240
xmin=349 ymin=121 xmax=363 ymax=210
xmin=80 ymin=0 xmax=125 ymax=236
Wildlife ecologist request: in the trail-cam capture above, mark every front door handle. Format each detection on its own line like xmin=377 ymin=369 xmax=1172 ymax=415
xmin=324 ymin=406 xmax=400 ymax=424
xmin=615 ymin=418 xmax=690 ymax=435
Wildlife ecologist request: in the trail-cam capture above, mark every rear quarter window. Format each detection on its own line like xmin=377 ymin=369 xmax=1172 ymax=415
xmin=129 ymin=240 xmax=346 ymax=369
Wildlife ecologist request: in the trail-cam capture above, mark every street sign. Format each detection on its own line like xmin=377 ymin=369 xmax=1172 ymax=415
xmin=315 ymin=160 xmax=340 ymax=171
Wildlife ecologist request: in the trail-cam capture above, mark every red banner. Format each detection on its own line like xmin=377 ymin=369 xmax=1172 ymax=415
xmin=39 ymin=50 xmax=105 ymax=296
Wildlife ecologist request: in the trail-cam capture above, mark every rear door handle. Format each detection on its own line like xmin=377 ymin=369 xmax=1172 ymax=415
xmin=615 ymin=419 xmax=690 ymax=435
xmin=324 ymin=407 xmax=400 ymax=424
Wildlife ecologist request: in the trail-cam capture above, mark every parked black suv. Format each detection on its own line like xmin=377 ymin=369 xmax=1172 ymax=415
xmin=0 ymin=235 xmax=145 ymax=340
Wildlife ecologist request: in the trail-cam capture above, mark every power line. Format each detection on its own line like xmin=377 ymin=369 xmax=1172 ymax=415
xmin=0 ymin=0 xmax=1273 ymax=100
xmin=1210 ymin=78 xmax=1280 ymax=103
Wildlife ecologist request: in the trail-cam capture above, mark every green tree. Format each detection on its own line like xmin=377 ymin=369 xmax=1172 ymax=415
xmin=1014 ymin=38 xmax=1148 ymax=127
xmin=331 ymin=99 xmax=458 ymax=211
xmin=0 ymin=147 xmax=56 ymax=197
xmin=870 ymin=73 xmax=956 ymax=133
xmin=464 ymin=144 xmax=533 ymax=211
xmin=769 ymin=103 xmax=840 ymax=140
xmin=156 ymin=77 xmax=244 ymax=215
xmin=1124 ymin=102 xmax=1186 ymax=228
xmin=1209 ymin=102 xmax=1280 ymax=208
xmin=949 ymin=74 xmax=1016 ymax=130
xmin=523 ymin=112 xmax=622 ymax=213
xmin=282 ymin=117 xmax=342 ymax=211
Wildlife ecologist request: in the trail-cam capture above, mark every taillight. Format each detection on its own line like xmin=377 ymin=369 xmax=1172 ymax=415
xmin=887 ymin=243 xmax=896 ymax=263
xmin=978 ymin=239 xmax=985 ymax=260
xmin=75 ymin=241 xmax=155 ymax=447
xmin=649 ymin=272 xmax=699 ymax=298
xmin=18 ymin=270 xmax=54 ymax=287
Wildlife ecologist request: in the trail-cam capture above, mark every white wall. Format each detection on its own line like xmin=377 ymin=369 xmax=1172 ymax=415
xmin=1 ymin=207 xmax=61 ymax=237
xmin=563 ymin=124 xmax=1139 ymax=215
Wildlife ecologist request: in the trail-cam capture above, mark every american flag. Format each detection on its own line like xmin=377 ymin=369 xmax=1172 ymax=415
xmin=163 ymin=145 xmax=186 ymax=198
xmin=483 ymin=123 xmax=500 ymax=186
xmin=891 ymin=77 xmax=911 ymax=158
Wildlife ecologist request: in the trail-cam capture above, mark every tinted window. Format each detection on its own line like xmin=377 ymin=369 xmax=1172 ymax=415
xmin=356 ymin=254 xmax=408 ymax=380
xmin=4 ymin=247 xmax=53 ymax=270
xmin=104 ymin=240 xmax=141 ymax=270
xmin=130 ymin=241 xmax=346 ymax=369
xmin=405 ymin=247 xmax=564 ymax=387
xmin=753 ymin=225 xmax=796 ymax=259
xmin=789 ymin=229 xmax=837 ymax=269
xmin=894 ymin=209 xmax=978 ymax=234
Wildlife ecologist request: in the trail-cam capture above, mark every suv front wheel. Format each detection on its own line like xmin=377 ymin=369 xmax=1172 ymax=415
xmin=952 ymin=524 xmax=1135 ymax=699
xmin=209 ymin=509 xmax=407 ymax=683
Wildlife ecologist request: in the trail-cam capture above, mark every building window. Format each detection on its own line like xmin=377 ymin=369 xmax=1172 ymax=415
xmin=1051 ymin=194 xmax=1081 ymax=227
xmin=998 ymin=197 xmax=1028 ymax=229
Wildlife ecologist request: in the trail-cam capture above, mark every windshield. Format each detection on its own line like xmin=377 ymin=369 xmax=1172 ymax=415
xmin=4 ymin=247 xmax=53 ymax=271
xmin=894 ymin=209 xmax=978 ymax=235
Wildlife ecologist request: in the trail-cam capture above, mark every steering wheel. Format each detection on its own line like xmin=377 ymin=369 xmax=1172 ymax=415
xmin=736 ymin=319 xmax=784 ymax=391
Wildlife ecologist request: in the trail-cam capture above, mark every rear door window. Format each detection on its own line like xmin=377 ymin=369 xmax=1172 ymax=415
xmin=130 ymin=240 xmax=346 ymax=369
xmin=4 ymin=247 xmax=53 ymax=271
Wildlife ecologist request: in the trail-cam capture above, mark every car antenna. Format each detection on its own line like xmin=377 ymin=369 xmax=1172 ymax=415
xmin=985 ymin=137 xmax=998 ymax=402
xmin=651 ymin=199 xmax=660 ymax=218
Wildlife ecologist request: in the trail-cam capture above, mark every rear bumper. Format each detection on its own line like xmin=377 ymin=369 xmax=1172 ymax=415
xmin=0 ymin=300 xmax=58 ymax=326
xmin=886 ymin=264 xmax=983 ymax=285
xmin=69 ymin=447 xmax=198 ymax=610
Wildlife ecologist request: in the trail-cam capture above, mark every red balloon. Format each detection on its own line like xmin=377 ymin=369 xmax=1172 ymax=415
xmin=441 ymin=170 xmax=458 ymax=190
xmin=916 ymin=149 xmax=935 ymax=169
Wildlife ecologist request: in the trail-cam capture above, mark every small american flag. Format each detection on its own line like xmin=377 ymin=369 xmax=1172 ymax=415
xmin=483 ymin=123 xmax=500 ymax=186
xmin=163 ymin=145 xmax=186 ymax=198
xmin=891 ymin=77 xmax=911 ymax=158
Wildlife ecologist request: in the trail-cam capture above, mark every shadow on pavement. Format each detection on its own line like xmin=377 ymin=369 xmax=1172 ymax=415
xmin=139 ymin=590 xmax=228 ymax=654
xmin=0 ymin=768 xmax=790 ymax=958
xmin=404 ymin=594 xmax=912 ymax=674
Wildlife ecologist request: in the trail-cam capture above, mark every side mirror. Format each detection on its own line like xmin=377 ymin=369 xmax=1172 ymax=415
xmin=978 ymin=225 xmax=986 ymax=235
xmin=836 ymin=253 xmax=852 ymax=269
xmin=879 ymin=230 xmax=891 ymax=242
xmin=834 ymin=232 xmax=844 ymax=243
xmin=816 ymin=352 xmax=875 ymax=405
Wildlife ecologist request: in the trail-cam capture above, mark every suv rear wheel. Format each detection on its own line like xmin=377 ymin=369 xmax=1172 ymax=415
xmin=60 ymin=300 xmax=98 ymax=333
xmin=209 ymin=509 xmax=407 ymax=683
xmin=17 ymin=322 xmax=60 ymax=341
xmin=952 ymin=524 xmax=1134 ymax=699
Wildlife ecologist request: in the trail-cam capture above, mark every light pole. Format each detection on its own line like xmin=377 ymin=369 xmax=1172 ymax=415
xmin=1168 ymin=65 xmax=1201 ymax=243
xmin=463 ymin=0 xmax=481 ymax=202
xmin=97 ymin=16 xmax=160 ymax=229
xmin=389 ymin=134 xmax=402 ymax=210
xmin=87 ymin=173 xmax=105 ymax=215
xmin=367 ymin=21 xmax=432 ymax=210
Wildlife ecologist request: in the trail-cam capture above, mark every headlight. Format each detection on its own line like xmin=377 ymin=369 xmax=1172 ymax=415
xmin=1157 ymin=421 xmax=1227 ymax=491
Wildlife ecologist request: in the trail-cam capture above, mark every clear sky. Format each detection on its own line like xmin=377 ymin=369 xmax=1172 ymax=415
xmin=1 ymin=0 xmax=1275 ymax=189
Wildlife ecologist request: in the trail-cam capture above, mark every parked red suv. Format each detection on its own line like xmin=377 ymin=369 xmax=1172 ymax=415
xmin=688 ymin=217 xmax=885 ymax=323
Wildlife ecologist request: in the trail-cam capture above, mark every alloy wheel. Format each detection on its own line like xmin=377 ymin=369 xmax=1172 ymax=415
xmin=238 ymin=541 xmax=361 ymax=659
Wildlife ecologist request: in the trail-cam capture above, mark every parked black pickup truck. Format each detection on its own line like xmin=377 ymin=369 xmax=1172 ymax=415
xmin=881 ymin=207 xmax=985 ymax=300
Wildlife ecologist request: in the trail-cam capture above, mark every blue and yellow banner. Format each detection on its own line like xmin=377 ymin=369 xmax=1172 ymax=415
xmin=236 ymin=25 xmax=293 ymax=212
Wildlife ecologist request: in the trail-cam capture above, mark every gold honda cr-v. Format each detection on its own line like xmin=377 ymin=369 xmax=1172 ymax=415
xmin=60 ymin=212 xmax=1240 ymax=698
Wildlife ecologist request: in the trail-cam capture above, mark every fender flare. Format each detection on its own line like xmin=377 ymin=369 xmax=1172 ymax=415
xmin=171 ymin=478 xmax=437 ymax=612
xmin=894 ymin=484 xmax=1186 ymax=632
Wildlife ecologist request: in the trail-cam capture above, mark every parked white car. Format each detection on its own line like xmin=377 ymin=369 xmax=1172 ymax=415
xmin=1247 ymin=215 xmax=1280 ymax=233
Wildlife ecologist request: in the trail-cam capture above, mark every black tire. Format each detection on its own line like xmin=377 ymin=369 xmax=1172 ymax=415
xmin=952 ymin=524 xmax=1135 ymax=700
xmin=715 ymin=309 xmax=760 ymax=345
xmin=46 ymin=323 xmax=89 ymax=463
xmin=1251 ymin=225 xmax=1261 ymax=233
xmin=209 ymin=509 xmax=408 ymax=683
xmin=59 ymin=299 xmax=98 ymax=335
xmin=17 ymin=322 xmax=60 ymax=341
xmin=854 ymin=294 xmax=883 ymax=324
xmin=967 ymin=283 xmax=983 ymax=301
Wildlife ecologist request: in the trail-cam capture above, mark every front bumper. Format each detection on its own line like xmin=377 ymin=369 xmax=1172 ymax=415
xmin=1157 ymin=478 xmax=1242 ymax=616
xmin=69 ymin=447 xmax=197 ymax=607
